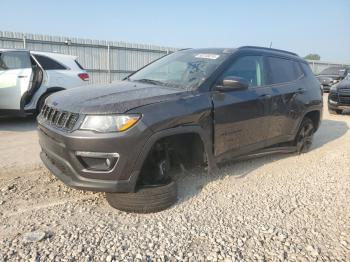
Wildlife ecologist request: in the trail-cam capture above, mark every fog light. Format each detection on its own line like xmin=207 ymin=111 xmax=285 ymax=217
xmin=75 ymin=151 xmax=119 ymax=172
xmin=106 ymin=158 xmax=112 ymax=168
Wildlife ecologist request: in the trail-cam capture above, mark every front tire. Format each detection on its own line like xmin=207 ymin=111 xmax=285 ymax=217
xmin=106 ymin=180 xmax=177 ymax=213
xmin=295 ymin=118 xmax=315 ymax=153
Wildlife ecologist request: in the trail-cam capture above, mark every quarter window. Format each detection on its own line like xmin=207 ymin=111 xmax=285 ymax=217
xmin=267 ymin=57 xmax=303 ymax=84
xmin=34 ymin=55 xmax=66 ymax=70
xmin=221 ymin=56 xmax=264 ymax=87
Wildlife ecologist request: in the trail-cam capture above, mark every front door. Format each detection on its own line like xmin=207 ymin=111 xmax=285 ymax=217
xmin=0 ymin=51 xmax=33 ymax=110
xmin=212 ymin=54 xmax=272 ymax=158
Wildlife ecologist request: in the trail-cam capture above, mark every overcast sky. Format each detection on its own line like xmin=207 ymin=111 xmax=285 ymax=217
xmin=2 ymin=0 xmax=350 ymax=63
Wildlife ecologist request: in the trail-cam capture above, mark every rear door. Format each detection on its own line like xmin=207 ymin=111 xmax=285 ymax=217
xmin=212 ymin=54 xmax=272 ymax=158
xmin=0 ymin=51 xmax=32 ymax=110
xmin=265 ymin=56 xmax=305 ymax=140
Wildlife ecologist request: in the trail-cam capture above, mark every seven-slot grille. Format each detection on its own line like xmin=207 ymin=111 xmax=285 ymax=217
xmin=338 ymin=88 xmax=350 ymax=104
xmin=339 ymin=95 xmax=350 ymax=104
xmin=40 ymin=105 xmax=79 ymax=131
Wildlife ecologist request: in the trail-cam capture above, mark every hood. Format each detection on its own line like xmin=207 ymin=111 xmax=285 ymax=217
xmin=46 ymin=81 xmax=187 ymax=114
xmin=337 ymin=79 xmax=350 ymax=90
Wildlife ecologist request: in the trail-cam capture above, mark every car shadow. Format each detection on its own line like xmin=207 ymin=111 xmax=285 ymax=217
xmin=0 ymin=117 xmax=37 ymax=132
xmin=340 ymin=109 xmax=350 ymax=115
xmin=174 ymin=118 xmax=349 ymax=205
xmin=312 ymin=119 xmax=349 ymax=149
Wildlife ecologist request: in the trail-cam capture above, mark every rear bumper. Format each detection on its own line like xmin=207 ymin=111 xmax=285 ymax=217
xmin=322 ymin=85 xmax=331 ymax=92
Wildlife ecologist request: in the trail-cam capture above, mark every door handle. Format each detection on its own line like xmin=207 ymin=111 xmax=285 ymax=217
xmin=18 ymin=75 xmax=28 ymax=78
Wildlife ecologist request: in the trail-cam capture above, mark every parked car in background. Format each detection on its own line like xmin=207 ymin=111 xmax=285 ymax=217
xmin=342 ymin=66 xmax=350 ymax=78
xmin=0 ymin=49 xmax=89 ymax=116
xmin=38 ymin=46 xmax=323 ymax=213
xmin=328 ymin=73 xmax=350 ymax=114
xmin=316 ymin=66 xmax=347 ymax=92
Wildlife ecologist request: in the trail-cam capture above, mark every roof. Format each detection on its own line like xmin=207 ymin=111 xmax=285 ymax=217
xmin=238 ymin=46 xmax=299 ymax=56
xmin=31 ymin=51 xmax=77 ymax=60
xmin=178 ymin=46 xmax=299 ymax=58
xmin=0 ymin=48 xmax=26 ymax=52
xmin=178 ymin=48 xmax=237 ymax=54
xmin=0 ymin=48 xmax=77 ymax=59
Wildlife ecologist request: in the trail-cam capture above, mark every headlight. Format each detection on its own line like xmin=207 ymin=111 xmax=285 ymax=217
xmin=80 ymin=114 xmax=141 ymax=133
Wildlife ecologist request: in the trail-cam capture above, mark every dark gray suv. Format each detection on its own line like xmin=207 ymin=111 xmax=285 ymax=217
xmin=38 ymin=46 xmax=323 ymax=213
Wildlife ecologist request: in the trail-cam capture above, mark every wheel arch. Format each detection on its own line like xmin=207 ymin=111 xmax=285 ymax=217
xmin=292 ymin=108 xmax=322 ymax=142
xmin=36 ymin=87 xmax=66 ymax=111
xmin=130 ymin=125 xmax=216 ymax=188
xmin=303 ymin=110 xmax=321 ymax=131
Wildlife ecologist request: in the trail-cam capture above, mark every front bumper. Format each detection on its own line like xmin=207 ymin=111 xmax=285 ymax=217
xmin=328 ymin=93 xmax=350 ymax=110
xmin=38 ymin=120 xmax=152 ymax=193
xmin=40 ymin=151 xmax=136 ymax=192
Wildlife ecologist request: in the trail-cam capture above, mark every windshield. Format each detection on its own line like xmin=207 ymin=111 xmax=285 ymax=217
xmin=346 ymin=73 xmax=350 ymax=80
xmin=129 ymin=49 xmax=231 ymax=90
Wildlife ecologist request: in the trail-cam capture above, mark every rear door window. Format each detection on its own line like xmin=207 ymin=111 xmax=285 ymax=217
xmin=0 ymin=51 xmax=32 ymax=70
xmin=34 ymin=55 xmax=67 ymax=70
xmin=266 ymin=57 xmax=303 ymax=84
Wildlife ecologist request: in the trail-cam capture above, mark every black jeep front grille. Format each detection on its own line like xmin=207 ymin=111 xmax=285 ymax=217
xmin=339 ymin=95 xmax=350 ymax=105
xmin=40 ymin=105 xmax=79 ymax=131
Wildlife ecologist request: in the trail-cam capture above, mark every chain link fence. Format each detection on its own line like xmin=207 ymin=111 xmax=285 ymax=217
xmin=307 ymin=60 xmax=349 ymax=75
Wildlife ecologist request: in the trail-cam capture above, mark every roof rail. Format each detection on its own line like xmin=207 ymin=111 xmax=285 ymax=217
xmin=177 ymin=48 xmax=192 ymax=51
xmin=238 ymin=46 xmax=298 ymax=57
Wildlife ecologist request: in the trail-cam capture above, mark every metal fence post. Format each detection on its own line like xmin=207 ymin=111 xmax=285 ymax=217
xmin=107 ymin=43 xmax=111 ymax=83
xmin=23 ymin=35 xmax=26 ymax=49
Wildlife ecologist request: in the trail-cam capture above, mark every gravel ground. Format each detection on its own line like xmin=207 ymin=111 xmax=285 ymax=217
xmin=0 ymin=98 xmax=350 ymax=262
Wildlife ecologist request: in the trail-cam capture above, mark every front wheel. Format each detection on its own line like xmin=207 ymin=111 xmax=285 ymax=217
xmin=106 ymin=180 xmax=177 ymax=213
xmin=295 ymin=118 xmax=315 ymax=154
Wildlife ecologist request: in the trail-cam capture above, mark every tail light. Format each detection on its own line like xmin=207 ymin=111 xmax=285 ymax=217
xmin=78 ymin=73 xmax=89 ymax=81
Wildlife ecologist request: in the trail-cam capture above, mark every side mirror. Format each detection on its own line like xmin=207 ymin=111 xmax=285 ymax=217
xmin=215 ymin=76 xmax=249 ymax=92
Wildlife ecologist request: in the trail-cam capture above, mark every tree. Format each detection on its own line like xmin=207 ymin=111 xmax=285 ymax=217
xmin=304 ymin=54 xmax=321 ymax=60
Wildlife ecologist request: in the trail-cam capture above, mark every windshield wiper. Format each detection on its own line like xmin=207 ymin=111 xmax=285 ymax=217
xmin=133 ymin=79 xmax=165 ymax=86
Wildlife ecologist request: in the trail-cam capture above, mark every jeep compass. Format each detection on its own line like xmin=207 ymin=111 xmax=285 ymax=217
xmin=38 ymin=46 xmax=323 ymax=213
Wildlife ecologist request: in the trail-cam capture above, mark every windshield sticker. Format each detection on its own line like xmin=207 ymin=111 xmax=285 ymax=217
xmin=195 ymin=54 xmax=220 ymax=60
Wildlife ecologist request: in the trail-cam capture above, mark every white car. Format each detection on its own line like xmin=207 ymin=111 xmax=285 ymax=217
xmin=0 ymin=49 xmax=89 ymax=116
